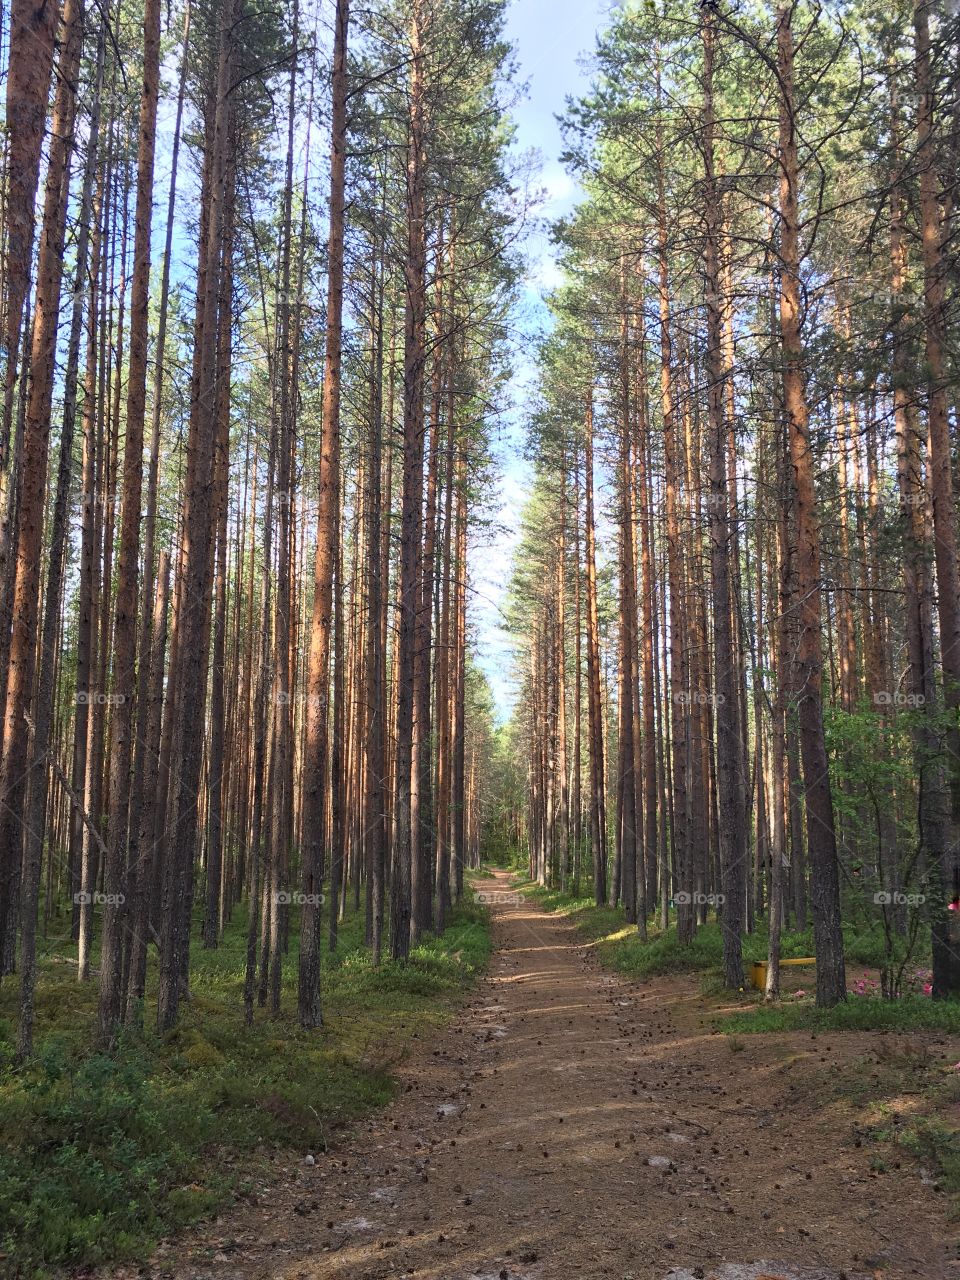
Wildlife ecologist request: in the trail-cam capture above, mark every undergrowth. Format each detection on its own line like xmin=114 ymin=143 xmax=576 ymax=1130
xmin=0 ymin=892 xmax=490 ymax=1277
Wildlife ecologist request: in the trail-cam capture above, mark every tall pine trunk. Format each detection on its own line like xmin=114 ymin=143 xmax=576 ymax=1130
xmin=776 ymin=3 xmax=845 ymax=1006
xmin=301 ymin=0 xmax=348 ymax=1024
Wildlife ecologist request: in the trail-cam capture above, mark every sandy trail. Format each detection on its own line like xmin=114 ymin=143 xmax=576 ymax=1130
xmin=132 ymin=869 xmax=954 ymax=1280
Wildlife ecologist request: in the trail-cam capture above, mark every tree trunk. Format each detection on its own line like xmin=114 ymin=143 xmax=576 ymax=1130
xmin=16 ymin=19 xmax=102 ymax=1056
xmin=702 ymin=7 xmax=745 ymax=988
xmin=0 ymin=0 xmax=83 ymax=978
xmin=97 ymin=0 xmax=162 ymax=1042
xmin=1 ymin=0 xmax=59 ymax=465
xmin=616 ymin=275 xmax=638 ymax=924
xmin=776 ymin=3 xmax=845 ymax=1006
xmin=391 ymin=0 xmax=427 ymax=960
xmin=583 ymin=391 xmax=606 ymax=905
xmin=914 ymin=0 xmax=960 ymax=987
xmin=300 ymin=0 xmax=348 ymax=1022
xmin=157 ymin=0 xmax=235 ymax=1030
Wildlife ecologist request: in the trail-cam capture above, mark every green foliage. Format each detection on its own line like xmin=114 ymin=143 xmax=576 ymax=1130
xmin=824 ymin=702 xmax=915 ymax=827
xmin=0 ymin=1039 xmax=216 ymax=1271
xmin=722 ymin=996 xmax=960 ymax=1035
xmin=822 ymin=700 xmax=944 ymax=994
xmin=896 ymin=1118 xmax=960 ymax=1199
xmin=0 ymin=899 xmax=489 ymax=1277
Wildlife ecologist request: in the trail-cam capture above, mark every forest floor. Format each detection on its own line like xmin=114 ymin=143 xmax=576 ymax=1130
xmin=103 ymin=868 xmax=959 ymax=1280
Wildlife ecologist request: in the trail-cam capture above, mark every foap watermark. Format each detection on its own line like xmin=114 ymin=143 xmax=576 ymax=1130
xmin=273 ymin=890 xmax=325 ymax=906
xmin=873 ymin=690 xmax=925 ymax=708
xmin=74 ymin=890 xmax=125 ymax=906
xmin=672 ymin=890 xmax=725 ymax=906
xmin=272 ymin=690 xmax=323 ymax=708
xmin=874 ymin=890 xmax=926 ymax=906
xmin=673 ymin=690 xmax=726 ymax=707
xmin=474 ymin=890 xmax=523 ymax=906
xmin=699 ymin=491 xmax=738 ymax=510
xmin=275 ymin=289 xmax=319 ymax=311
xmin=874 ymin=489 xmax=928 ymax=512
xmin=75 ymin=690 xmax=127 ymax=706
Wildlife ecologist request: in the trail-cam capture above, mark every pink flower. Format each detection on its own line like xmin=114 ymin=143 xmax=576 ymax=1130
xmin=923 ymin=983 xmax=933 ymax=996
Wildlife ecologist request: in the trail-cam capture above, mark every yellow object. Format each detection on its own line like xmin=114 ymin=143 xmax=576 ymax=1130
xmin=750 ymin=957 xmax=816 ymax=990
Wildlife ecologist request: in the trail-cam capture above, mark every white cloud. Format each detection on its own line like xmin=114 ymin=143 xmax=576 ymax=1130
xmin=541 ymin=163 xmax=575 ymax=212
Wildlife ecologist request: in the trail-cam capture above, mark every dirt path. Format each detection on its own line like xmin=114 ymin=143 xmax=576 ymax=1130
xmin=130 ymin=870 xmax=954 ymax=1280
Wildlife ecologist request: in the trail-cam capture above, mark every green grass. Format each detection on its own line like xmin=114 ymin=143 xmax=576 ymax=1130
xmin=723 ymin=994 xmax=960 ymax=1035
xmin=0 ymin=891 xmax=491 ymax=1278
xmin=896 ymin=1117 xmax=960 ymax=1199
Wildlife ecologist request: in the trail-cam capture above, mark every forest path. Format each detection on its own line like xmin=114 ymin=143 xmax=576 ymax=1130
xmin=134 ymin=869 xmax=951 ymax=1280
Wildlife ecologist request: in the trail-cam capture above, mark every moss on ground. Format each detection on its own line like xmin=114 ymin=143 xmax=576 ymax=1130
xmin=0 ymin=890 xmax=490 ymax=1277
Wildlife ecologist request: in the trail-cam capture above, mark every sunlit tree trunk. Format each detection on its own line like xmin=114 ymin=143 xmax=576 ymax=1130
xmin=0 ymin=0 xmax=83 ymax=978
xmin=914 ymin=0 xmax=960 ymax=981
xmin=616 ymin=275 xmax=638 ymax=923
xmin=889 ymin=73 xmax=955 ymax=996
xmin=158 ymin=0 xmax=235 ymax=1030
xmin=776 ymin=3 xmax=845 ymax=1006
xmin=301 ymin=0 xmax=348 ymax=1021
xmin=17 ymin=12 xmax=101 ymax=1056
xmin=655 ymin=87 xmax=691 ymax=939
xmin=391 ymin=0 xmax=427 ymax=959
xmin=98 ymin=0 xmax=162 ymax=1042
xmin=702 ymin=7 xmax=745 ymax=987
xmin=1 ymin=0 xmax=59 ymax=464
xmin=583 ymin=391 xmax=606 ymax=905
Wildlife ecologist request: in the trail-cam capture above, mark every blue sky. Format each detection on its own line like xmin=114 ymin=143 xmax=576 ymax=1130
xmin=470 ymin=0 xmax=608 ymax=722
xmin=156 ymin=0 xmax=608 ymax=727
